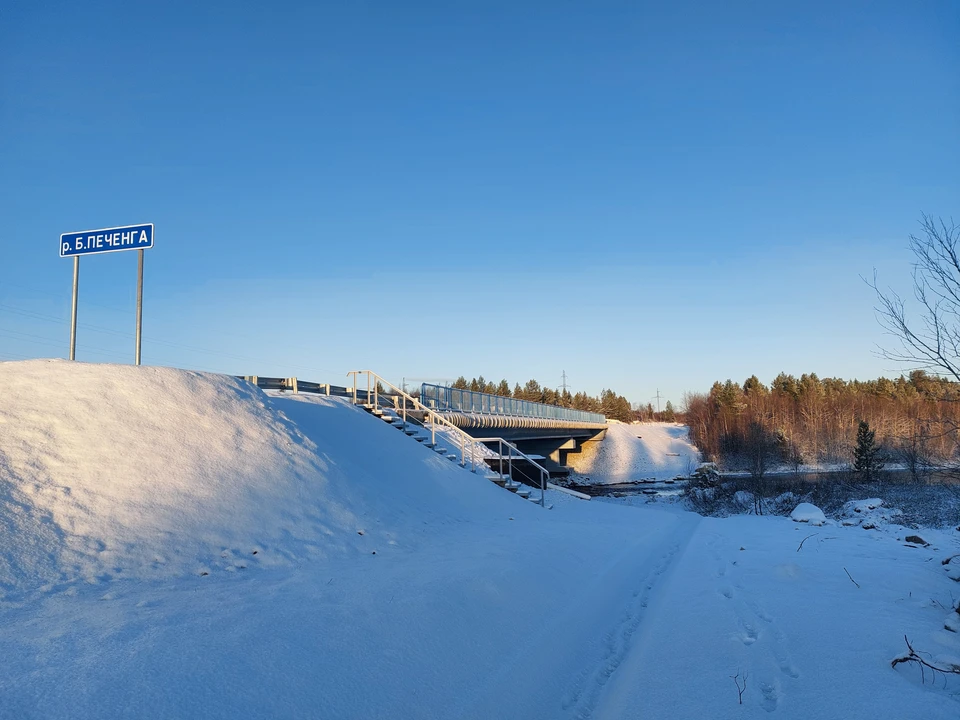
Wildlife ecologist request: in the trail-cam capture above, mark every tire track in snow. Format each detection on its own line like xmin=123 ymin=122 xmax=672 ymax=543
xmin=563 ymin=514 xmax=701 ymax=720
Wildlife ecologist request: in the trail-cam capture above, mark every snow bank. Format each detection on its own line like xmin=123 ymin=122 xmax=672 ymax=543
xmin=0 ymin=360 xmax=524 ymax=600
xmin=790 ymin=503 xmax=827 ymax=526
xmin=567 ymin=422 xmax=700 ymax=483
xmin=0 ymin=360 xmax=366 ymax=598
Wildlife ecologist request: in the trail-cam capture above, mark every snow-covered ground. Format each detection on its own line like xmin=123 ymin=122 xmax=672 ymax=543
xmin=567 ymin=421 xmax=701 ymax=484
xmin=1 ymin=360 xmax=958 ymax=718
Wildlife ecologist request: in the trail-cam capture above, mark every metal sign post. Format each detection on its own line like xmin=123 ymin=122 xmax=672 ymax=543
xmin=135 ymin=249 xmax=144 ymax=365
xmin=69 ymin=256 xmax=79 ymax=361
xmin=59 ymin=223 xmax=154 ymax=364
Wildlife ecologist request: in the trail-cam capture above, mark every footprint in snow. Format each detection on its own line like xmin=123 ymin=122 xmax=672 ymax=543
xmin=759 ymin=679 xmax=780 ymax=712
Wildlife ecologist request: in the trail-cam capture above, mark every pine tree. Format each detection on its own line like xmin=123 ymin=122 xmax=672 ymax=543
xmin=523 ymin=379 xmax=542 ymax=402
xmin=853 ymin=420 xmax=885 ymax=481
xmin=662 ymin=400 xmax=676 ymax=422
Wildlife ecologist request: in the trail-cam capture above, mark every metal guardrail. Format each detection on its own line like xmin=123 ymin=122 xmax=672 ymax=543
xmin=420 ymin=383 xmax=606 ymax=424
xmin=239 ymin=376 xmax=364 ymax=399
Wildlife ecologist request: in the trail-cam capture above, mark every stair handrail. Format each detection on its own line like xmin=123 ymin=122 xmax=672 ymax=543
xmin=348 ymin=370 xmax=485 ymax=472
xmin=473 ymin=437 xmax=548 ymax=507
xmin=348 ymin=371 xmax=547 ymax=507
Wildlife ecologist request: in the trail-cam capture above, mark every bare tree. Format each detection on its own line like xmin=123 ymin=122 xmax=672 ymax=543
xmin=896 ymin=426 xmax=931 ymax=484
xmin=870 ymin=216 xmax=960 ymax=381
xmin=745 ymin=421 xmax=775 ymax=514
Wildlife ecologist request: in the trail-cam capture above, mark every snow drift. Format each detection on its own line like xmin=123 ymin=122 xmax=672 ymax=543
xmin=0 ymin=360 xmax=521 ymax=600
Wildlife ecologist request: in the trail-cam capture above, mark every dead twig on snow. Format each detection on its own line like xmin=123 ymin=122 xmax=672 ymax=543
xmin=797 ymin=533 xmax=819 ymax=552
xmin=844 ymin=567 xmax=860 ymax=588
xmin=730 ymin=669 xmax=746 ymax=705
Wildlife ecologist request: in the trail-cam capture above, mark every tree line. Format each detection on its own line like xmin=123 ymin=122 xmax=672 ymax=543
xmin=447 ymin=375 xmax=635 ymax=422
xmin=683 ymin=370 xmax=960 ymax=472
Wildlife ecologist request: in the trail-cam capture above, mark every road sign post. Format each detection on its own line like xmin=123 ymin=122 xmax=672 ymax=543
xmin=69 ymin=256 xmax=79 ymax=361
xmin=59 ymin=223 xmax=154 ymax=365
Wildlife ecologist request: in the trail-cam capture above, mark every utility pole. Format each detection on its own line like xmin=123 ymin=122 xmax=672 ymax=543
xmin=653 ymin=389 xmax=663 ymax=414
xmin=561 ymin=370 xmax=569 ymax=394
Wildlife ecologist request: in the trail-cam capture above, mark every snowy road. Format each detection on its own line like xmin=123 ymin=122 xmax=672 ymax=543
xmin=460 ymin=512 xmax=702 ymax=720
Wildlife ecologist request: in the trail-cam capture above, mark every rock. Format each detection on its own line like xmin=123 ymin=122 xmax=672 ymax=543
xmin=790 ymin=503 xmax=826 ymax=526
xmin=904 ymin=534 xmax=928 ymax=546
xmin=945 ymin=556 xmax=960 ymax=582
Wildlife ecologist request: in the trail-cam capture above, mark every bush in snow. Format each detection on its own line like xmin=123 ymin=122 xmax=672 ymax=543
xmin=733 ymin=490 xmax=755 ymax=510
xmin=839 ymin=498 xmax=902 ymax=529
xmin=767 ymin=492 xmax=798 ymax=516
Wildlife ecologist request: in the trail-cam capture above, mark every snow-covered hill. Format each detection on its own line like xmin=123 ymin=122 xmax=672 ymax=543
xmin=0 ymin=360 xmax=528 ymax=601
xmin=567 ymin=422 xmax=700 ymax=483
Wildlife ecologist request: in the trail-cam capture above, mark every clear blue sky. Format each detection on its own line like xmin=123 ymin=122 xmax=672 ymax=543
xmin=2 ymin=1 xmax=958 ymax=408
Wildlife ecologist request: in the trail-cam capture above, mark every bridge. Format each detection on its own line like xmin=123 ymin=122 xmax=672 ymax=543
xmin=417 ymin=383 xmax=607 ymax=476
xmin=240 ymin=371 xmax=608 ymax=488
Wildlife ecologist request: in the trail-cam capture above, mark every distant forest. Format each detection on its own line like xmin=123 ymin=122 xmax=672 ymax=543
xmin=684 ymin=371 xmax=960 ymax=470
xmin=447 ymin=376 xmax=635 ymax=423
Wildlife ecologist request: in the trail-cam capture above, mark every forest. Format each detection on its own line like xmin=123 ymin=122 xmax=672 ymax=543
xmin=446 ymin=375 xmax=635 ymax=423
xmin=683 ymin=370 xmax=960 ymax=472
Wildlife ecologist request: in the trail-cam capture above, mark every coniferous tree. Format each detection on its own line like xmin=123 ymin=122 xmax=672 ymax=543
xmin=662 ymin=400 xmax=676 ymax=422
xmin=497 ymin=380 xmax=511 ymax=396
xmin=523 ymin=379 xmax=542 ymax=402
xmin=853 ymin=420 xmax=885 ymax=481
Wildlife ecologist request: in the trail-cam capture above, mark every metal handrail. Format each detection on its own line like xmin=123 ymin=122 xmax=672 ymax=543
xmin=348 ymin=370 xmax=484 ymax=473
xmin=348 ymin=370 xmax=547 ymax=507
xmin=474 ymin=437 xmax=548 ymax=507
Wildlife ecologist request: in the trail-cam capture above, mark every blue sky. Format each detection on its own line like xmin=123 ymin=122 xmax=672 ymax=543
xmin=1 ymin=1 xmax=958 ymax=407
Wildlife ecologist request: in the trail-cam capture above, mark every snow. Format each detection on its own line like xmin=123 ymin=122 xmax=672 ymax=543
xmin=567 ymin=422 xmax=700 ymax=483
xmin=1 ymin=359 xmax=959 ymax=719
xmin=841 ymin=498 xmax=903 ymax=529
xmin=790 ymin=503 xmax=827 ymax=526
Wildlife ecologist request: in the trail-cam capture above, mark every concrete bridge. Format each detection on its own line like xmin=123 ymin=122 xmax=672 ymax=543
xmin=418 ymin=383 xmax=607 ymax=478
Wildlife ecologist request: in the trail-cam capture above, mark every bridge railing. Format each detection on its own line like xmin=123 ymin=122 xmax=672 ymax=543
xmin=419 ymin=383 xmax=605 ymax=424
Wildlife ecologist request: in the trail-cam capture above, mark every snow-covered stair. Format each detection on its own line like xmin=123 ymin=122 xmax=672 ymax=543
xmin=361 ymin=403 xmax=542 ymax=503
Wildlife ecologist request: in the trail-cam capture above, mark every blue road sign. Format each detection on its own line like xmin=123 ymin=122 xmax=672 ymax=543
xmin=60 ymin=223 xmax=154 ymax=258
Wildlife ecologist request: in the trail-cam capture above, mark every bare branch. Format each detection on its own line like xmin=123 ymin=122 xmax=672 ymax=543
xmin=730 ymin=670 xmax=747 ymax=704
xmin=844 ymin=567 xmax=860 ymax=588
xmin=869 ymin=216 xmax=960 ymax=383
xmin=892 ymin=635 xmax=960 ymax=682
